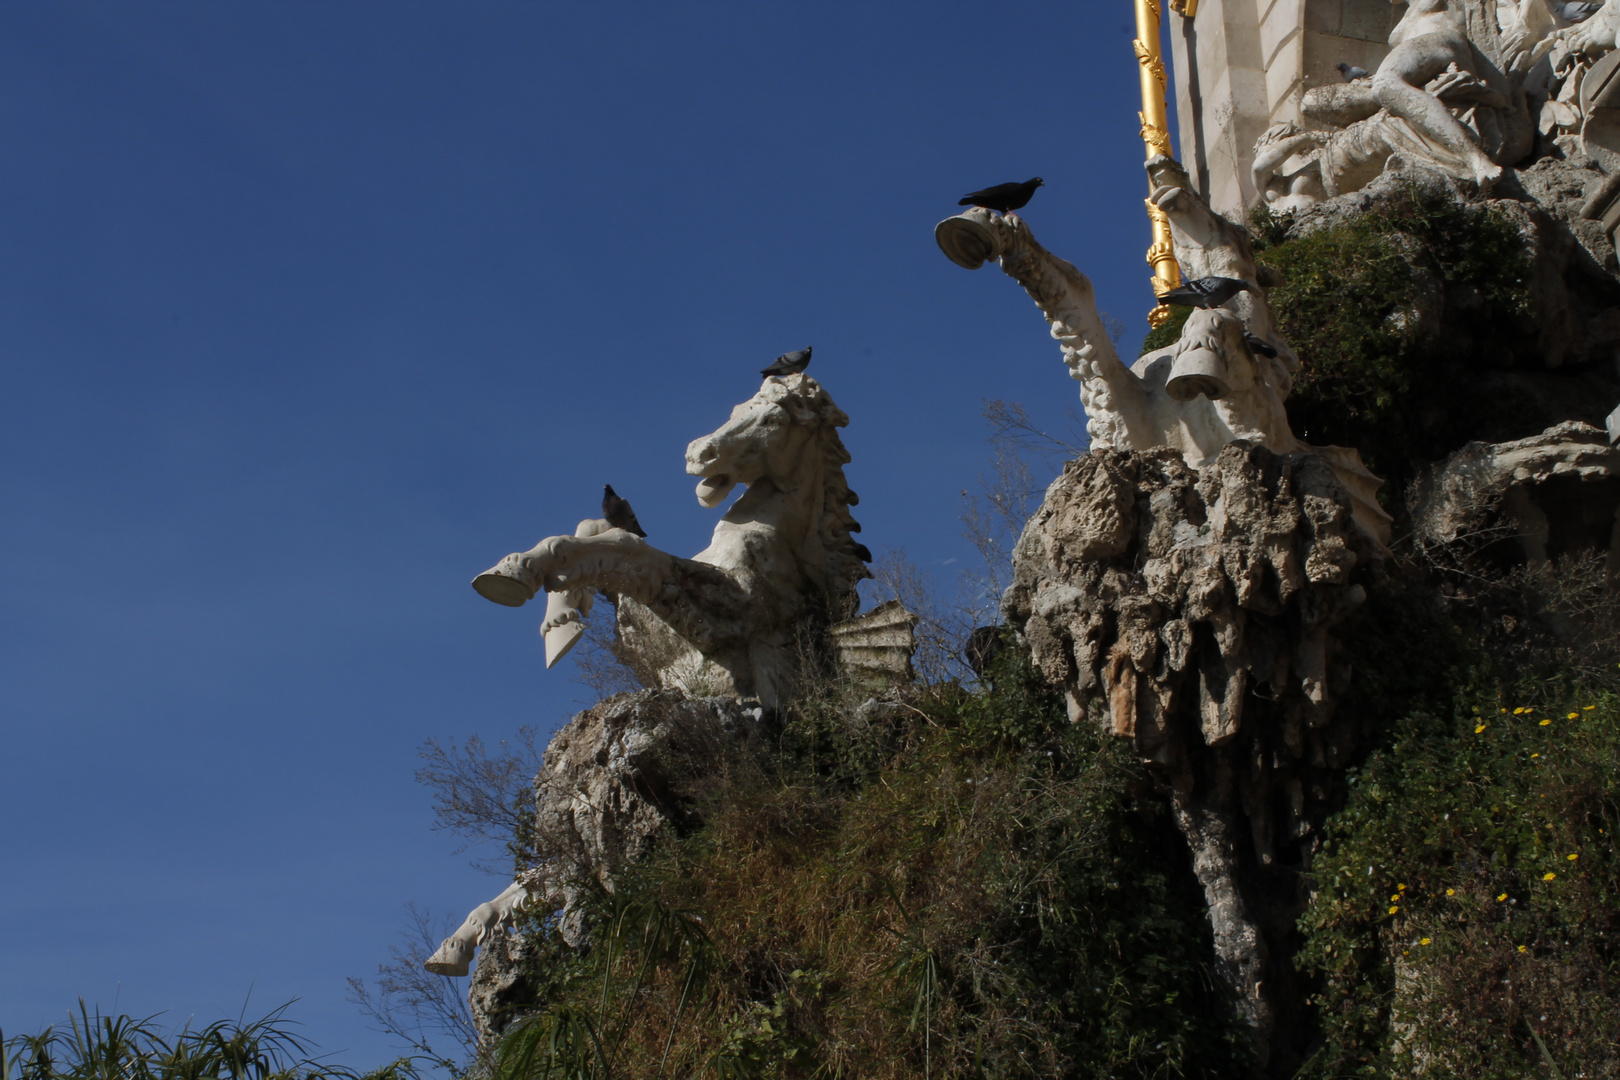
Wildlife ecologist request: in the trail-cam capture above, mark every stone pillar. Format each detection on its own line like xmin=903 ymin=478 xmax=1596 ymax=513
xmin=1169 ymin=0 xmax=1397 ymax=217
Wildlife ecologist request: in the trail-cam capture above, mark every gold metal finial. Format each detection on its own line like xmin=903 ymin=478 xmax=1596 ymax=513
xmin=1134 ymin=0 xmax=1181 ymax=324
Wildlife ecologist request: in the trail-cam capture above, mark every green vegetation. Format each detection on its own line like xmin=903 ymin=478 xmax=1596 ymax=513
xmin=0 ymin=1004 xmax=418 ymax=1080
xmin=1297 ymin=684 xmax=1620 ymax=1078
xmin=1251 ymin=185 xmax=1535 ymax=488
xmin=498 ymin=646 xmax=1254 ymax=1079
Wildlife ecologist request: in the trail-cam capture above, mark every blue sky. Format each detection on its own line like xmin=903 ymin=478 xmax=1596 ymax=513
xmin=1 ymin=1 xmax=1167 ymax=1065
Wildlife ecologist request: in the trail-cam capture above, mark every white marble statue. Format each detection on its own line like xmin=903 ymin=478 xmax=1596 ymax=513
xmin=1253 ymin=0 xmax=1553 ymax=208
xmin=934 ymin=160 xmax=1391 ymax=547
xmin=424 ymin=879 xmax=532 ymax=977
xmin=473 ymin=374 xmax=871 ymax=707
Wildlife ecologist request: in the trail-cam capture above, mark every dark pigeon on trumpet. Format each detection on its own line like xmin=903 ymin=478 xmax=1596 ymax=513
xmin=958 ymin=177 xmax=1044 ymax=214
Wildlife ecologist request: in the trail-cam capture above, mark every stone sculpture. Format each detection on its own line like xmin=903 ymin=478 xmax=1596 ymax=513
xmin=934 ymin=159 xmax=1391 ymax=547
xmin=1409 ymin=419 xmax=1620 ymax=567
xmin=1252 ymin=0 xmax=1550 ymax=208
xmin=472 ymin=374 xmax=871 ymax=707
xmin=424 ymin=879 xmax=533 ymax=978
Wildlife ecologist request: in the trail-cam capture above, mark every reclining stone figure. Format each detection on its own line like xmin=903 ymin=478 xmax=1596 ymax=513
xmin=471 ymin=373 xmax=871 ymax=707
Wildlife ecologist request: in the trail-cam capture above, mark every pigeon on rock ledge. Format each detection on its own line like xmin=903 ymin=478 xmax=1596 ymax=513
xmin=761 ymin=347 xmax=812 ymax=378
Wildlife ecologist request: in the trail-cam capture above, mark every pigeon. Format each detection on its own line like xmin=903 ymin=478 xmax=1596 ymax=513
xmin=958 ymin=177 xmax=1044 ymax=214
xmin=963 ymin=625 xmax=1004 ymax=678
xmin=1336 ymin=62 xmax=1369 ymax=82
xmin=761 ymin=346 xmax=812 ymax=378
xmin=1244 ymin=332 xmax=1279 ymax=358
xmin=1560 ymin=1 xmax=1603 ymax=22
xmin=602 ymin=484 xmax=647 ymax=537
xmin=1158 ymin=276 xmax=1256 ymax=309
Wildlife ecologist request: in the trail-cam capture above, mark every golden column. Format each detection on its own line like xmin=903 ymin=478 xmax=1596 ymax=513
xmin=1134 ymin=0 xmax=1181 ymax=327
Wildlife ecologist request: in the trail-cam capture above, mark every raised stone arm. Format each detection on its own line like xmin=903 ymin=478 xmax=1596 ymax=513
xmin=935 ymin=207 xmax=1154 ymax=452
xmin=424 ymin=880 xmax=533 ymax=977
xmin=474 ymin=528 xmax=752 ymax=657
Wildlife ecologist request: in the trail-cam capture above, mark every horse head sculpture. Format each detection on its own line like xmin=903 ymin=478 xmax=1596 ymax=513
xmin=474 ymin=373 xmax=870 ymax=706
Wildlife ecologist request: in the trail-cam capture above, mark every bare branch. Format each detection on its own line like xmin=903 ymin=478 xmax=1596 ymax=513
xmin=416 ymin=729 xmax=543 ymax=873
xmin=345 ymin=904 xmax=476 ymax=1071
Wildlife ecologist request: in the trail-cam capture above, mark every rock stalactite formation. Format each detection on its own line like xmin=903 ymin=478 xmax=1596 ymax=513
xmin=1004 ymin=441 xmax=1383 ymax=1062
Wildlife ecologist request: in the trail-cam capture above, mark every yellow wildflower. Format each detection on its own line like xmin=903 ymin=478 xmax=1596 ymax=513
xmin=1498 ymin=893 xmax=1509 ymax=901
xmin=1388 ymin=906 xmax=1400 ymax=915
xmin=1544 ymin=872 xmax=1557 ymax=881
xmin=1420 ymin=938 xmax=1431 ymax=946
xmin=1476 ymin=724 xmax=1488 ymax=734
xmin=1445 ymin=888 xmax=1455 ymax=896
xmin=1519 ymin=944 xmax=1528 ymax=953
xmin=1500 ymin=707 xmax=1509 ymax=713
xmin=1540 ymin=719 xmax=1552 ymax=726
xmin=1568 ymin=712 xmax=1579 ymax=719
xmin=1568 ymin=853 xmax=1579 ymax=861
xmin=1398 ymin=883 xmax=1407 ymax=891
xmin=1513 ymin=707 xmax=1526 ymax=714
xmin=1532 ymin=753 xmax=1540 ymax=758
xmin=1584 ymin=705 xmax=1596 ymax=710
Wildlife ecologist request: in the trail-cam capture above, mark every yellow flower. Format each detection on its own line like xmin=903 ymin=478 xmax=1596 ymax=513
xmin=1388 ymin=906 xmax=1400 ymax=915
xmin=1500 ymin=707 xmax=1509 ymax=713
xmin=1476 ymin=724 xmax=1488 ymax=734
xmin=1498 ymin=893 xmax=1509 ymax=901
xmin=1568 ymin=712 xmax=1579 ymax=719
xmin=1519 ymin=944 xmax=1528 ymax=953
xmin=1568 ymin=853 xmax=1579 ymax=861
xmin=1445 ymin=888 xmax=1455 ymax=896
xmin=1532 ymin=753 xmax=1540 ymax=758
xmin=1420 ymin=938 xmax=1431 ymax=946
xmin=1513 ymin=707 xmax=1526 ymax=714
xmin=1544 ymin=872 xmax=1557 ymax=881
xmin=1389 ymin=894 xmax=1400 ymax=902
xmin=1584 ymin=705 xmax=1596 ymax=711
xmin=1540 ymin=719 xmax=1552 ymax=726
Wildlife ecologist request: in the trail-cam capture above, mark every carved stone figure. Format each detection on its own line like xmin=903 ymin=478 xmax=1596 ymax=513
xmin=934 ymin=164 xmax=1391 ymax=548
xmin=1409 ymin=419 xmax=1620 ymax=567
xmin=424 ymin=880 xmax=532 ymax=978
xmin=1252 ymin=0 xmax=1549 ymax=208
xmin=472 ymin=374 xmax=871 ymax=706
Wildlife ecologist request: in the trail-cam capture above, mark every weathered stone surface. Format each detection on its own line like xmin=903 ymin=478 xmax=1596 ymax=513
xmin=467 ymin=925 xmax=535 ymax=1048
xmin=1409 ymin=420 xmax=1620 ymax=567
xmin=1004 ymin=442 xmax=1383 ymax=1062
xmin=434 ymin=689 xmax=759 ymax=1045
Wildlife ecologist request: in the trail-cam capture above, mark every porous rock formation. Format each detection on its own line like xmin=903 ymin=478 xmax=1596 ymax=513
xmin=1003 ymin=441 xmax=1382 ymax=1062
xmin=463 ymin=689 xmax=758 ymax=1043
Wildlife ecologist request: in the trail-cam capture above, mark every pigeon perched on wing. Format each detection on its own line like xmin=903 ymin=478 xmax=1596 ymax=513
xmin=958 ymin=177 xmax=1044 ymax=214
xmin=1336 ymin=62 xmax=1370 ymax=81
xmin=1158 ymin=276 xmax=1256 ymax=309
xmin=1560 ymin=1 xmax=1604 ymax=22
xmin=1244 ymin=332 xmax=1279 ymax=358
xmin=761 ymin=346 xmax=812 ymax=378
xmin=602 ymin=485 xmax=647 ymax=537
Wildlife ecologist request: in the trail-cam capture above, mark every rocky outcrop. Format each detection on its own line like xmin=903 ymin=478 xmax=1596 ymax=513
xmin=450 ymin=689 xmax=758 ymax=1045
xmin=1409 ymin=420 xmax=1620 ymax=570
xmin=1003 ymin=441 xmax=1382 ymax=1065
xmin=531 ymin=689 xmax=760 ymax=942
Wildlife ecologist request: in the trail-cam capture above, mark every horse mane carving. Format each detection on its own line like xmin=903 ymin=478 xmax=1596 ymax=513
xmin=473 ymin=373 xmax=871 ymax=706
